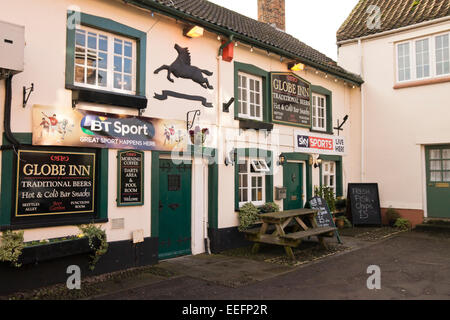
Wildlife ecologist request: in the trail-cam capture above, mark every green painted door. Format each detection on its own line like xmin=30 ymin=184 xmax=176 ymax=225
xmin=426 ymin=146 xmax=450 ymax=218
xmin=283 ymin=162 xmax=304 ymax=210
xmin=158 ymin=159 xmax=192 ymax=259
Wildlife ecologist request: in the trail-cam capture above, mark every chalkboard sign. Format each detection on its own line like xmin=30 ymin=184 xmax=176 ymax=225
xmin=308 ymin=196 xmax=341 ymax=243
xmin=271 ymin=72 xmax=311 ymax=127
xmin=309 ymin=196 xmax=334 ymax=227
xmin=347 ymin=183 xmax=382 ymax=226
xmin=117 ymin=150 xmax=144 ymax=206
xmin=15 ymin=150 xmax=95 ymax=217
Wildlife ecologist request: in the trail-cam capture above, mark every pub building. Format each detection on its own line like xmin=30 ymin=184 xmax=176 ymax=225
xmin=0 ymin=0 xmax=363 ymax=293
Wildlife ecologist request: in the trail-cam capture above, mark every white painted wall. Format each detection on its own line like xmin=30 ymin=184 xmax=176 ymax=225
xmin=338 ymin=20 xmax=450 ymax=214
xmin=0 ymin=0 xmax=362 ymax=249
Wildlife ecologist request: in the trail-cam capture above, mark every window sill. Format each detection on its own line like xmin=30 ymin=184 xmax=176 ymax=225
xmin=1 ymin=218 xmax=108 ymax=231
xmin=67 ymin=84 xmax=147 ymax=109
xmin=393 ymin=76 xmax=450 ymax=89
xmin=237 ymin=118 xmax=274 ymax=131
xmin=310 ymin=129 xmax=333 ymax=135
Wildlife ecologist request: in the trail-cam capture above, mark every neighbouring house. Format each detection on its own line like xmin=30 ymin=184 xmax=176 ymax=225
xmin=0 ymin=0 xmax=363 ymax=293
xmin=337 ymin=0 xmax=450 ymax=226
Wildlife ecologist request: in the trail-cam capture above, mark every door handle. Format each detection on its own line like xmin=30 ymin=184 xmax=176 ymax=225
xmin=159 ymin=201 xmax=163 ymax=210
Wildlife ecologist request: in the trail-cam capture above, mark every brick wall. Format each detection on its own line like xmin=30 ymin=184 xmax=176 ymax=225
xmin=381 ymin=208 xmax=424 ymax=228
xmin=257 ymin=0 xmax=285 ymax=31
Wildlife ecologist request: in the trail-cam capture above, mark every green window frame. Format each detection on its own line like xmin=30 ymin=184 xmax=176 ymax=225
xmin=234 ymin=148 xmax=274 ymax=211
xmin=0 ymin=133 xmax=108 ymax=230
xmin=311 ymin=85 xmax=333 ymax=135
xmin=319 ymin=155 xmax=343 ymax=197
xmin=65 ymin=10 xmax=147 ymax=96
xmin=234 ymin=62 xmax=271 ymax=123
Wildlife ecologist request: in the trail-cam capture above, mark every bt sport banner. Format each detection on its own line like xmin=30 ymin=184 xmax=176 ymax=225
xmin=32 ymin=105 xmax=188 ymax=151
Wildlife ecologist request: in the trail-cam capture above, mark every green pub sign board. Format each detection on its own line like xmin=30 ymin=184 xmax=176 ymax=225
xmin=117 ymin=150 xmax=144 ymax=206
xmin=15 ymin=150 xmax=95 ymax=217
xmin=271 ymin=72 xmax=312 ymax=128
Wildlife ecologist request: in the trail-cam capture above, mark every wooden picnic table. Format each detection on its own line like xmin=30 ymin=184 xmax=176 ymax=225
xmin=243 ymin=208 xmax=336 ymax=260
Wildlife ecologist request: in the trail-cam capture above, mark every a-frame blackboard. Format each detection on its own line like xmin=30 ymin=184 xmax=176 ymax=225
xmin=308 ymin=196 xmax=342 ymax=243
xmin=347 ymin=183 xmax=382 ymax=226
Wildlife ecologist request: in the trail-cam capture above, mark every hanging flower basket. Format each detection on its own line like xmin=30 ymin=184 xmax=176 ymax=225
xmin=189 ymin=126 xmax=209 ymax=146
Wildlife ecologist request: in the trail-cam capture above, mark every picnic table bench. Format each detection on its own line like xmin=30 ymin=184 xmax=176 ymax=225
xmin=243 ymin=208 xmax=336 ymax=260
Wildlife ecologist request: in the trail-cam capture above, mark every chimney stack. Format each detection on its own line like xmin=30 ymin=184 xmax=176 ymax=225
xmin=257 ymin=0 xmax=286 ymax=31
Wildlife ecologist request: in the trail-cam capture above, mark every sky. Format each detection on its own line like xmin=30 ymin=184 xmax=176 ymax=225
xmin=208 ymin=0 xmax=359 ymax=61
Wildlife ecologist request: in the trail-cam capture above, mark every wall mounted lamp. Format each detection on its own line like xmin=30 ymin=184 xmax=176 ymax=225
xmin=288 ymin=62 xmax=305 ymax=72
xmin=225 ymin=149 xmax=235 ymax=166
xmin=277 ymin=154 xmax=286 ymax=166
xmin=183 ymin=25 xmax=204 ymax=38
xmin=309 ymin=155 xmax=322 ymax=168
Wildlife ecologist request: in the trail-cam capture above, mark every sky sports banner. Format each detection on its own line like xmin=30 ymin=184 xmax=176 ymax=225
xmin=32 ymin=105 xmax=188 ymax=151
xmin=294 ymin=131 xmax=345 ymax=156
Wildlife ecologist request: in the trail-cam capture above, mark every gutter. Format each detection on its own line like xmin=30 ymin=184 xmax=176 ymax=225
xmin=337 ymin=15 xmax=450 ymax=46
xmin=124 ymin=0 xmax=363 ymax=86
xmin=218 ymin=34 xmax=233 ymax=57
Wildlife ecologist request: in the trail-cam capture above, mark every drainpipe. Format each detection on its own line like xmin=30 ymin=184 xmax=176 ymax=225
xmin=2 ymin=75 xmax=21 ymax=149
xmin=359 ymin=39 xmax=365 ymax=182
xmin=218 ymin=35 xmax=233 ymax=57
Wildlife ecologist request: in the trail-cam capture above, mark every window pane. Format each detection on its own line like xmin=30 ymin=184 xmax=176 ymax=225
xmin=436 ymin=34 xmax=449 ymax=76
xmin=75 ymin=30 xmax=85 ymax=46
xmin=123 ymin=75 xmax=132 ymax=91
xmin=430 ymin=160 xmax=441 ymax=170
xmin=75 ymin=47 xmax=85 ymax=65
xmin=239 ymin=161 xmax=248 ymax=173
xmin=252 ymin=188 xmax=257 ymax=201
xmin=242 ymin=102 xmax=247 ymax=114
xmin=86 ymin=68 xmax=96 ymax=85
xmin=444 ymin=172 xmax=450 ymax=182
xmin=75 ymin=65 xmax=85 ymax=83
xmin=114 ymin=72 xmax=122 ymax=89
xmin=114 ymin=56 xmax=122 ymax=72
xmin=98 ymin=70 xmax=107 ymax=87
xmin=398 ymin=43 xmax=410 ymax=81
xmin=88 ymin=32 xmax=97 ymax=49
xmin=250 ymin=79 xmax=254 ymax=91
xmin=124 ymin=41 xmax=132 ymax=57
xmin=99 ymin=35 xmax=108 ymax=51
xmin=443 ymin=160 xmax=450 ymax=171
xmin=442 ymin=149 xmax=450 ymax=159
xmin=124 ymin=58 xmax=132 ymax=74
xmin=416 ymin=39 xmax=430 ymax=78
xmin=430 ymin=149 xmax=441 ymax=159
xmin=242 ymin=174 xmax=248 ymax=188
xmin=114 ymin=39 xmax=123 ymax=55
xmin=87 ymin=49 xmax=97 ymax=67
xmin=431 ymin=171 xmax=441 ymax=182
xmin=98 ymin=52 xmax=108 ymax=69
xmin=258 ymin=188 xmax=263 ymax=201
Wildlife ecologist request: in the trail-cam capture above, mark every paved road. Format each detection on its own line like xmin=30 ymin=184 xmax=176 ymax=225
xmin=97 ymin=232 xmax=450 ymax=300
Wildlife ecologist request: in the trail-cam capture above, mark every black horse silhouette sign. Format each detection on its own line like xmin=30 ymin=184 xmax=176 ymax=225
xmin=154 ymin=44 xmax=214 ymax=89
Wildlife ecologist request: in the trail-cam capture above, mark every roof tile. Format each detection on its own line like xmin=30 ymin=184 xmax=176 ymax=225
xmin=337 ymin=0 xmax=450 ymax=42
